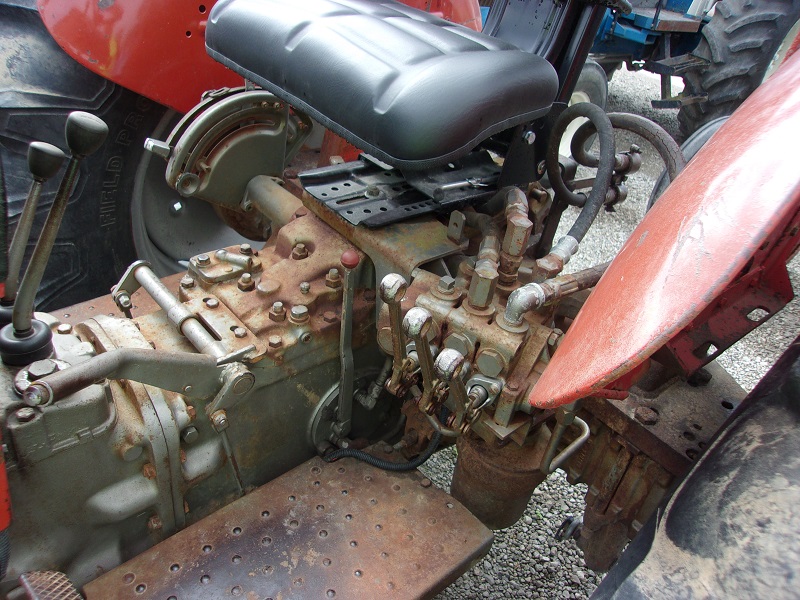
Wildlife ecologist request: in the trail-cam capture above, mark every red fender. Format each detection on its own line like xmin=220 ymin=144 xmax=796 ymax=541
xmin=529 ymin=51 xmax=800 ymax=409
xmin=37 ymin=0 xmax=482 ymax=114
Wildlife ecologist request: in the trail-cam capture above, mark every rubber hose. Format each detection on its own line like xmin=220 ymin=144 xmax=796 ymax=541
xmin=570 ymin=112 xmax=686 ymax=183
xmin=545 ymin=103 xmax=616 ymax=242
xmin=0 ymin=529 xmax=9 ymax=579
xmin=323 ymin=431 xmax=442 ymax=472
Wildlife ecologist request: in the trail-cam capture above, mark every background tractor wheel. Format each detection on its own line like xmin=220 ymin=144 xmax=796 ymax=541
xmin=679 ymin=0 xmax=800 ymax=136
xmin=559 ymin=59 xmax=609 ymax=157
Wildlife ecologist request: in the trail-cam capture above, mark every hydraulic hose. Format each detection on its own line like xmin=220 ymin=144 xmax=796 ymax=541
xmin=570 ymin=112 xmax=686 ymax=184
xmin=545 ymin=102 xmax=616 ymax=242
xmin=323 ymin=431 xmax=442 ymax=472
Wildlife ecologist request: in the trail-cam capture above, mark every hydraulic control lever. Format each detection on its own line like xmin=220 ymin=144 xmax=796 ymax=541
xmin=380 ymin=273 xmax=408 ymax=394
xmin=0 ymin=112 xmax=108 ymax=366
xmin=402 ymin=307 xmax=437 ymax=412
xmin=0 ymin=142 xmax=66 ymax=325
xmin=433 ymin=348 xmax=471 ymax=435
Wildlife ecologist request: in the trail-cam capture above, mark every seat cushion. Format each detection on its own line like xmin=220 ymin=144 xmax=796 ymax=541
xmin=206 ymin=0 xmax=558 ymax=169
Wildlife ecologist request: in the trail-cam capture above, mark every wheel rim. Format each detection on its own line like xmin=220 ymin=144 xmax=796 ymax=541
xmin=764 ymin=20 xmax=800 ymax=81
xmin=559 ymin=90 xmax=592 ymax=157
xmin=130 ymin=111 xmax=257 ymax=276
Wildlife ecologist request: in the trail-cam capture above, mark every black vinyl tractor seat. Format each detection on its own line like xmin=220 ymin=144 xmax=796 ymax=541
xmin=206 ymin=0 xmax=559 ymax=169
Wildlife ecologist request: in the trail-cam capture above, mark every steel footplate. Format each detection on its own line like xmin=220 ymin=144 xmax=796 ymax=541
xmin=299 ymin=151 xmax=500 ymax=228
xmin=84 ymin=456 xmax=493 ymax=599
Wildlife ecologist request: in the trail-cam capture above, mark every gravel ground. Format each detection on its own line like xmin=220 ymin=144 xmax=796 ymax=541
xmin=427 ymin=66 xmax=800 ymax=599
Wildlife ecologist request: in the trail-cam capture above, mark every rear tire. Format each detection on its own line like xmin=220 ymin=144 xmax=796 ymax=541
xmin=559 ymin=59 xmax=609 ymax=157
xmin=1 ymin=3 xmax=169 ymax=310
xmin=678 ymin=0 xmax=800 ymax=136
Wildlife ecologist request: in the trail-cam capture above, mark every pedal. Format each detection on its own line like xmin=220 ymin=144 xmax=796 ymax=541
xmin=18 ymin=571 xmax=82 ymax=600
xmin=84 ymin=456 xmax=493 ymax=599
xmin=651 ymin=93 xmax=708 ymax=109
xmin=645 ymin=54 xmax=708 ymax=76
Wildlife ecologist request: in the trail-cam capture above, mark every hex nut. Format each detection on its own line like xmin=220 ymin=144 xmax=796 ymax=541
xmin=634 ymin=406 xmax=659 ymax=426
xmin=204 ymin=297 xmax=219 ymax=309
xmin=325 ymin=269 xmax=342 ymax=289
xmin=239 ymin=243 xmax=253 ymax=255
xmin=269 ymin=301 xmax=286 ymax=322
xmin=444 ymin=333 xmax=472 ymax=357
xmin=196 ymin=253 xmax=211 ymax=266
xmin=268 ymin=335 xmax=283 ymax=349
xmin=238 ymin=273 xmax=255 ymax=292
xmin=15 ymin=407 xmax=36 ymax=423
xmin=180 ymin=275 xmax=195 ymax=289
xmin=300 ymin=281 xmax=311 ymax=294
xmin=233 ymin=327 xmax=247 ymax=339
xmin=291 ymin=243 xmax=309 ymax=260
xmin=476 ymin=348 xmax=506 ymax=378
xmin=181 ymin=426 xmax=199 ymax=444
xmin=56 ymin=323 xmax=73 ymax=335
xmin=28 ymin=359 xmax=58 ymax=380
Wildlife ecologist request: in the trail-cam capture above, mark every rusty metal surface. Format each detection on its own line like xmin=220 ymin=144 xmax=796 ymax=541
xmin=451 ymin=427 xmax=550 ymax=530
xmin=529 ymin=51 xmax=800 ymax=409
xmin=19 ymin=571 xmax=82 ymax=600
xmin=84 ymin=456 xmax=493 ymax=600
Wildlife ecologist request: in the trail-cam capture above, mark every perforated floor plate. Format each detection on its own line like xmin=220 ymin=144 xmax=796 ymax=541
xmin=84 ymin=456 xmax=493 ymax=599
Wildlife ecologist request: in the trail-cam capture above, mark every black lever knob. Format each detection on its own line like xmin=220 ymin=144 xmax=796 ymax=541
xmin=28 ymin=142 xmax=66 ymax=182
xmin=65 ymin=111 xmax=108 ymax=158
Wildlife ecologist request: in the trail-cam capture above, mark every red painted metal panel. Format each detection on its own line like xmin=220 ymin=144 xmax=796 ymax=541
xmin=37 ymin=0 xmax=241 ymax=114
xmin=38 ymin=0 xmax=482 ymax=114
xmin=529 ymin=52 xmax=800 ymax=409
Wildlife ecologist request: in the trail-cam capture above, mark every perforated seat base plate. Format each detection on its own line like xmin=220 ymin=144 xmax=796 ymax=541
xmin=84 ymin=455 xmax=493 ymax=599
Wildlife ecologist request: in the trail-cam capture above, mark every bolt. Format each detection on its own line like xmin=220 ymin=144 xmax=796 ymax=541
xmin=634 ymin=406 xmax=659 ymax=426
xmin=290 ymin=305 xmax=309 ymax=323
xmin=204 ymin=297 xmax=219 ymax=309
xmin=28 ymin=359 xmax=58 ymax=379
xmin=117 ymin=293 xmax=132 ymax=310
xmin=233 ymin=327 xmax=247 ymax=339
xmin=537 ymin=160 xmax=547 ymax=175
xmin=268 ymin=335 xmax=283 ymax=348
xmin=300 ymin=281 xmax=311 ymax=294
xmin=239 ymin=243 xmax=253 ymax=255
xmin=323 ymin=311 xmax=338 ymax=323
xmin=181 ymin=426 xmax=199 ymax=444
xmin=291 ymin=243 xmax=309 ymax=260
xmin=476 ymin=348 xmax=505 ymax=378
xmin=56 ymin=323 xmax=72 ymax=335
xmin=365 ymin=184 xmax=380 ymax=197
xmin=420 ymin=478 xmax=432 ymax=488
xmin=142 ymin=463 xmax=157 ymax=479
xmin=325 ymin=268 xmax=342 ymax=289
xmin=186 ymin=405 xmax=197 ymax=420
xmin=269 ymin=301 xmax=286 ymax=322
xmin=211 ymin=410 xmax=228 ymax=431
xmin=196 ymin=253 xmax=211 ymax=266
xmin=547 ymin=329 xmax=563 ymax=347
xmin=444 ymin=333 xmax=472 ymax=357
xmin=238 ymin=272 xmax=255 ymax=291
xmin=147 ymin=515 xmax=163 ymax=532
xmin=16 ymin=407 xmax=36 ymax=423
xmin=180 ymin=275 xmax=195 ymax=289
xmin=437 ymin=275 xmax=456 ymax=294
xmin=523 ymin=130 xmax=536 ymax=145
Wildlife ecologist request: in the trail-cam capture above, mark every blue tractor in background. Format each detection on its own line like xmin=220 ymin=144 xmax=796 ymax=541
xmin=481 ymin=0 xmax=800 ymax=137
xmin=590 ymin=0 xmax=800 ymax=135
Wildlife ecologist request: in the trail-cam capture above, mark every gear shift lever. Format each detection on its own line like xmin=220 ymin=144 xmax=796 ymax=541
xmin=0 ymin=142 xmax=66 ymax=326
xmin=0 ymin=112 xmax=108 ymax=365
